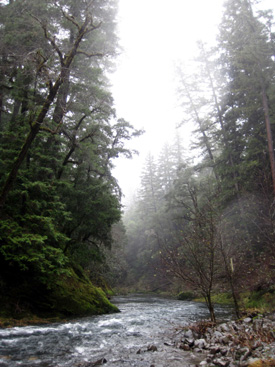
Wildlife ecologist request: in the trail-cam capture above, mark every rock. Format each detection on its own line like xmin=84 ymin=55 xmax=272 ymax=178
xmin=194 ymin=347 xmax=203 ymax=353
xmin=179 ymin=344 xmax=191 ymax=351
xmin=213 ymin=358 xmax=230 ymax=367
xmin=209 ymin=346 xmax=221 ymax=355
xmin=267 ymin=312 xmax=275 ymax=321
xmin=213 ymin=331 xmax=224 ymax=340
xmin=185 ymin=337 xmax=195 ymax=347
xmin=219 ymin=323 xmax=230 ymax=333
xmin=185 ymin=329 xmax=194 ymax=339
xmin=220 ymin=335 xmax=230 ymax=345
xmin=231 ymin=322 xmax=239 ymax=331
xmin=199 ymin=360 xmax=208 ymax=366
xmin=147 ymin=345 xmax=158 ymax=352
xmin=253 ymin=319 xmax=263 ymax=332
xmin=175 ymin=315 xmax=275 ymax=367
xmin=194 ymin=338 xmax=207 ymax=349
xmin=84 ymin=359 xmax=107 ymax=367
xmin=252 ymin=340 xmax=262 ymax=350
xmin=221 ymin=349 xmax=228 ymax=356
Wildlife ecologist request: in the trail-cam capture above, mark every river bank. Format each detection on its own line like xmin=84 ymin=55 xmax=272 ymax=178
xmin=0 ymin=294 xmax=232 ymax=366
xmin=0 ymin=294 xmax=274 ymax=367
xmin=171 ymin=312 xmax=275 ymax=367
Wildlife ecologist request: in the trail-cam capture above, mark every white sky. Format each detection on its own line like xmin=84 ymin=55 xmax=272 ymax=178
xmin=111 ymin=0 xmax=275 ymax=204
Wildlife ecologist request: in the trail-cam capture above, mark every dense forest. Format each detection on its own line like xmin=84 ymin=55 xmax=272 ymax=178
xmin=121 ymin=0 xmax=275 ymax=321
xmin=0 ymin=0 xmax=275 ymax=322
xmin=0 ymin=0 xmax=142 ymax=318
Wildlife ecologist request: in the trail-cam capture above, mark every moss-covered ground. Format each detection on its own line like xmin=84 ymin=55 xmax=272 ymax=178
xmin=0 ymin=263 xmax=119 ymax=327
xmin=193 ymin=288 xmax=275 ymax=314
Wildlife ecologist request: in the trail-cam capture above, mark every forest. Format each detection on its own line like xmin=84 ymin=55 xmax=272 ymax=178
xmin=120 ymin=0 xmax=275 ymax=321
xmin=0 ymin=0 xmax=274 ymax=322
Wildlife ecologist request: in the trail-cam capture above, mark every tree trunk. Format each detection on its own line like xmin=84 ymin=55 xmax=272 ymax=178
xmin=0 ymin=79 xmax=62 ymax=211
xmin=0 ymin=15 xmax=94 ymax=212
xmin=229 ymin=274 xmax=240 ymax=319
xmin=261 ymin=82 xmax=275 ymax=195
xmin=204 ymin=293 xmax=216 ymax=323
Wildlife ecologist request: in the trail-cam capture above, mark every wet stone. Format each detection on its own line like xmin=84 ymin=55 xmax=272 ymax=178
xmin=185 ymin=329 xmax=194 ymax=339
xmin=213 ymin=357 xmax=230 ymax=367
xmin=179 ymin=344 xmax=191 ymax=351
xmin=213 ymin=331 xmax=223 ymax=340
xmin=199 ymin=360 xmax=208 ymax=366
xmin=185 ymin=338 xmax=195 ymax=347
xmin=194 ymin=339 xmax=207 ymax=349
xmin=209 ymin=346 xmax=221 ymax=355
xmin=220 ymin=335 xmax=230 ymax=345
xmin=219 ymin=324 xmax=230 ymax=333
xmin=147 ymin=345 xmax=158 ymax=352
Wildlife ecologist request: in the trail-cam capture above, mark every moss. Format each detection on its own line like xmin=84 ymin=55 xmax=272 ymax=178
xmin=178 ymin=291 xmax=195 ymax=301
xmin=210 ymin=293 xmax=234 ymax=305
xmin=242 ymin=290 xmax=275 ymax=312
xmin=0 ymin=263 xmax=119 ymax=321
xmin=48 ymin=267 xmax=119 ymax=316
xmin=0 ymin=316 xmax=63 ymax=328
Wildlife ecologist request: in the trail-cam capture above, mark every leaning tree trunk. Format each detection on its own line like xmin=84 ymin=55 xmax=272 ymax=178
xmin=0 ymin=14 xmax=97 ymax=213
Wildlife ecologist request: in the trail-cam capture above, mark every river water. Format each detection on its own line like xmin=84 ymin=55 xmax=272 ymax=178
xmin=0 ymin=294 xmax=233 ymax=367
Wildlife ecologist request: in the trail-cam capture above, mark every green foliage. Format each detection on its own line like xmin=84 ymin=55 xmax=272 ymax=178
xmin=0 ymin=219 xmax=69 ymax=280
xmin=177 ymin=291 xmax=195 ymax=301
xmin=0 ymin=0 xmax=142 ymax=317
xmin=243 ymin=289 xmax=275 ymax=312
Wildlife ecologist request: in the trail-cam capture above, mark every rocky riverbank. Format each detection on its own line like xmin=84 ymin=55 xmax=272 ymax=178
xmin=173 ymin=313 xmax=275 ymax=367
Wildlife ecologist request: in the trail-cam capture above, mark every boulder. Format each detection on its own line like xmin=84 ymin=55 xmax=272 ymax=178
xmin=185 ymin=329 xmax=194 ymax=339
xmin=243 ymin=317 xmax=252 ymax=324
xmin=194 ymin=338 xmax=207 ymax=349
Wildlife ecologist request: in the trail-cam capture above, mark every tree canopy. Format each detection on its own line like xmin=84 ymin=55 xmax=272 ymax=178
xmin=0 ymin=0 xmax=142 ymax=317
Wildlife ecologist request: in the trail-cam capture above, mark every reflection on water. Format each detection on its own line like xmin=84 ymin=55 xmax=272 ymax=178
xmin=0 ymin=294 xmax=233 ymax=366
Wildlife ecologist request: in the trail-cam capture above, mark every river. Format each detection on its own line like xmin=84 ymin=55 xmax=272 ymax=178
xmin=0 ymin=294 xmax=233 ymax=367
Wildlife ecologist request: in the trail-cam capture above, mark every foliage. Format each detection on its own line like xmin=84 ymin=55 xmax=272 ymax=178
xmin=121 ymin=0 xmax=275 ymax=320
xmin=0 ymin=0 xmax=142 ymax=316
xmin=177 ymin=291 xmax=195 ymax=301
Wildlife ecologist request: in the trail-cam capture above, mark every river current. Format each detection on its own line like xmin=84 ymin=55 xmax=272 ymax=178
xmin=0 ymin=294 xmax=233 ymax=367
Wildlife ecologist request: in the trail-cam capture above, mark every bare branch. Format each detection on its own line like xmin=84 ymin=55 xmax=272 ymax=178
xmin=30 ymin=13 xmax=64 ymax=65
xmin=76 ymin=50 xmax=104 ymax=58
xmin=40 ymin=120 xmax=63 ymax=135
xmin=59 ymin=8 xmax=81 ymax=30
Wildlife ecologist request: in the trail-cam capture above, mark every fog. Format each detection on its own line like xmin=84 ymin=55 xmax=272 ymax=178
xmin=111 ymin=0 xmax=275 ymax=204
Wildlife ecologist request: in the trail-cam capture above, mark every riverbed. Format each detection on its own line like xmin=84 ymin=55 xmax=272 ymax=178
xmin=0 ymin=294 xmax=233 ymax=367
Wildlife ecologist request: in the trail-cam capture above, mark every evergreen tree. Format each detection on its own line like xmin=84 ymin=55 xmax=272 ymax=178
xmin=0 ymin=0 xmax=143 ymax=316
xmin=218 ymin=0 xmax=275 ymax=195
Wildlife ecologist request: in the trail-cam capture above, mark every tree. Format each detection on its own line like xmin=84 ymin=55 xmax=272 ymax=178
xmin=161 ymin=167 xmax=219 ymax=322
xmin=0 ymin=0 xmax=118 ymax=210
xmin=0 ymin=0 xmax=145 ymax=315
xmin=176 ymin=66 xmax=219 ymax=182
xmin=218 ymin=0 xmax=275 ymax=195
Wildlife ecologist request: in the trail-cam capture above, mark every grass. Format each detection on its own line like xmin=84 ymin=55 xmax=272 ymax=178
xmin=0 ymin=316 xmax=64 ymax=328
xmin=193 ymin=289 xmax=275 ymax=314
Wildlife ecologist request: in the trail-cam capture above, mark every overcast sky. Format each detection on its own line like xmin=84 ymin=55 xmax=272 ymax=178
xmin=111 ymin=0 xmax=275 ymax=204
